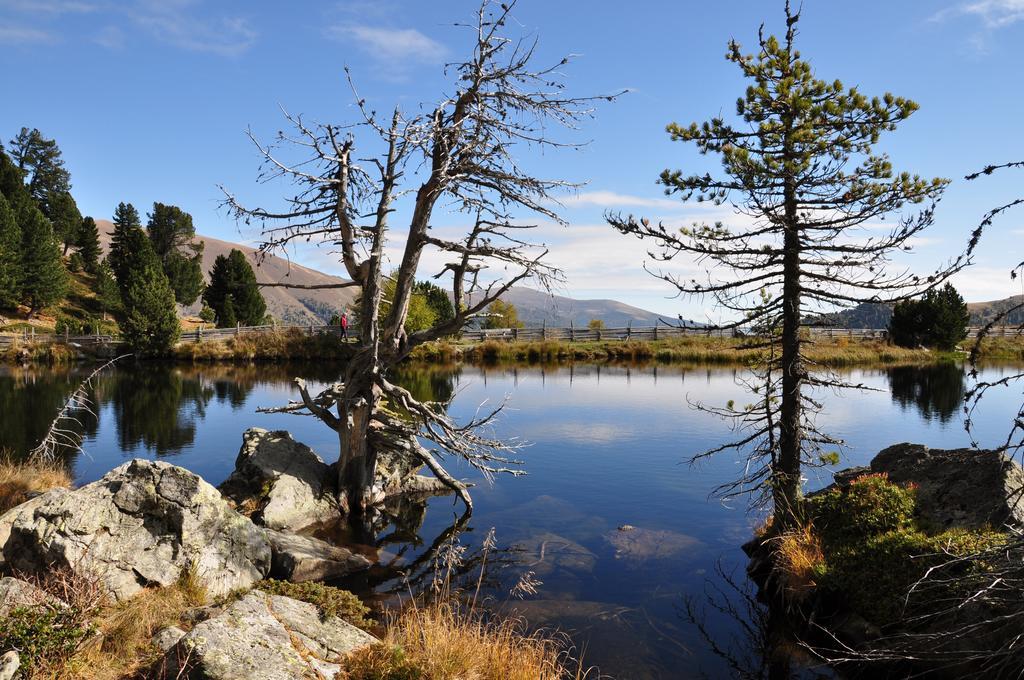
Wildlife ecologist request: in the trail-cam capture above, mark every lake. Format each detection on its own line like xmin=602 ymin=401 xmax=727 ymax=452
xmin=2 ymin=360 xmax=1022 ymax=678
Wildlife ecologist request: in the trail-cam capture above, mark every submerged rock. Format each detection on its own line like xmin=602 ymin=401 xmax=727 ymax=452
xmin=167 ymin=590 xmax=377 ymax=679
xmin=856 ymin=443 xmax=1024 ymax=530
xmin=604 ymin=526 xmax=701 ymax=564
xmin=219 ymin=428 xmax=342 ymax=532
xmin=2 ymin=459 xmax=271 ymax=601
xmin=265 ymin=528 xmax=372 ymax=582
xmin=512 ymin=531 xmax=597 ymax=575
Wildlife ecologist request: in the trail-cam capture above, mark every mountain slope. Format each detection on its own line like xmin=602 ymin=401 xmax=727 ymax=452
xmin=968 ymin=295 xmax=1024 ymax=326
xmin=494 ymin=287 xmax=684 ymax=327
xmin=96 ymin=220 xmax=357 ymax=325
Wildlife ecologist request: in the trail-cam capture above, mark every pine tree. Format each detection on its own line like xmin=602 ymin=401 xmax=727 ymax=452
xmin=225 ymin=249 xmax=265 ymax=326
xmin=607 ymin=3 xmax=961 ymax=529
xmin=94 ymin=259 xmax=121 ymax=319
xmin=116 ymin=228 xmax=179 ymax=353
xmin=0 ymin=194 xmax=21 ymax=307
xmin=146 ymin=202 xmax=205 ymax=305
xmin=48 ymin=190 xmax=81 ymax=255
xmin=18 ymin=203 xmax=68 ymax=316
xmin=8 ymin=128 xmax=72 ymax=219
xmin=202 ymin=249 xmax=265 ymax=327
xmin=77 ymin=216 xmax=101 ymax=272
xmin=108 ymin=202 xmax=141 ymax=282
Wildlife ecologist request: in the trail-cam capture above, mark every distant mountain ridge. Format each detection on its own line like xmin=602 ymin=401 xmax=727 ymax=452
xmin=95 ymin=222 xmax=684 ymax=328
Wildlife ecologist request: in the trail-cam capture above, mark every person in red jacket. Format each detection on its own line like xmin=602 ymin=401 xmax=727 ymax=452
xmin=340 ymin=311 xmax=349 ymax=339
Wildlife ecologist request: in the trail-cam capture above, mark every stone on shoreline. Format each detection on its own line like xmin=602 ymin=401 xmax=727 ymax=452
xmin=219 ymin=428 xmax=342 ymax=532
xmin=2 ymin=459 xmax=271 ymax=601
xmin=166 ymin=590 xmax=377 ymax=679
xmin=838 ymin=443 xmax=1024 ymax=531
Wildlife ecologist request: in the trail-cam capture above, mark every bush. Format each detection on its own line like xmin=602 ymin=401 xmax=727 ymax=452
xmin=68 ymin=252 xmax=85 ymax=273
xmin=54 ymin=314 xmax=85 ymax=335
xmin=889 ymin=283 xmax=969 ymax=350
xmin=198 ymin=304 xmax=216 ymax=323
xmin=0 ymin=606 xmax=94 ymax=675
xmin=256 ymin=579 xmax=370 ymax=626
xmin=809 ymin=473 xmax=916 ymax=544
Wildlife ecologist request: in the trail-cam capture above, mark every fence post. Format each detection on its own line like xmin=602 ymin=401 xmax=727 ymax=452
xmin=653 ymin=325 xmax=658 ymax=341
xmin=542 ymin=321 xmax=547 ymax=341
xmin=513 ymin=327 xmax=518 ymax=341
xmin=197 ymin=325 xmax=203 ymax=343
xmin=627 ymin=321 xmax=632 ymax=341
xmin=596 ymin=327 xmax=602 ymax=341
xmin=569 ymin=320 xmax=575 ymax=342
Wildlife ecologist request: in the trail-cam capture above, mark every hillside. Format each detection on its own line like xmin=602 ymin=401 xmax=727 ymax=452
xmin=96 ymin=221 xmax=358 ymax=325
xmin=968 ymin=295 xmax=1024 ymax=326
xmin=493 ymin=287 xmax=685 ymax=327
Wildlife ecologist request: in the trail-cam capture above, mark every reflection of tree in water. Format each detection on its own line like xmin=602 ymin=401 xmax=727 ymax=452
xmin=682 ymin=564 xmax=830 ymax=679
xmin=389 ymin=364 xmax=460 ymax=405
xmin=99 ymin=365 xmax=213 ymax=456
xmin=886 ymin=363 xmax=966 ymax=423
xmin=0 ymin=367 xmax=100 ymax=458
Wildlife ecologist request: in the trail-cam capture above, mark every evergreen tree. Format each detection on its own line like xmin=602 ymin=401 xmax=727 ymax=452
xmin=94 ymin=259 xmax=121 ymax=319
xmin=146 ymin=202 xmax=205 ymax=305
xmin=414 ymin=280 xmax=455 ymax=325
xmin=0 ymin=194 xmax=20 ymax=307
xmin=108 ymin=202 xmax=141 ymax=282
xmin=48 ymin=190 xmax=81 ymax=254
xmin=116 ymin=228 xmax=179 ymax=353
xmin=77 ymin=216 xmax=101 ymax=272
xmin=201 ymin=249 xmax=265 ymax=327
xmin=8 ymin=128 xmax=71 ymax=219
xmin=0 ymin=146 xmax=32 ymax=214
xmin=225 ymin=250 xmax=265 ymax=326
xmin=889 ymin=283 xmax=969 ymax=350
xmin=18 ymin=203 xmax=68 ymax=316
xmin=482 ymin=300 xmax=523 ymax=329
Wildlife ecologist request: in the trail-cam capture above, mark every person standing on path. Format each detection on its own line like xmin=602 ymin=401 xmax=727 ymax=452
xmin=340 ymin=311 xmax=349 ymax=339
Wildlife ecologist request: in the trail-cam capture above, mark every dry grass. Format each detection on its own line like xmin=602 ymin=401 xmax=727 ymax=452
xmin=0 ymin=455 xmax=73 ymax=515
xmin=0 ymin=339 xmax=78 ymax=365
xmin=174 ymin=328 xmax=352 ymax=362
xmin=772 ymin=523 xmax=825 ymax=602
xmin=345 ymin=599 xmax=590 ymax=680
xmin=59 ymin=571 xmax=207 ymax=680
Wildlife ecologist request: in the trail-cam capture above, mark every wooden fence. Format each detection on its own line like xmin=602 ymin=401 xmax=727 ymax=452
xmin=1 ymin=323 xmax=1019 ymax=350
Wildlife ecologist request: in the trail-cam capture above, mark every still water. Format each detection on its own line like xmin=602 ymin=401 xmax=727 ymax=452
xmin=1 ymin=360 xmax=1022 ymax=678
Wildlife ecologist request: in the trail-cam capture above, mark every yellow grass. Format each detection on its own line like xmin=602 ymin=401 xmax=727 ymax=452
xmin=345 ymin=599 xmax=590 ymax=680
xmin=174 ymin=328 xmax=352 ymax=362
xmin=772 ymin=524 xmax=825 ymax=602
xmin=0 ymin=455 xmax=73 ymax=515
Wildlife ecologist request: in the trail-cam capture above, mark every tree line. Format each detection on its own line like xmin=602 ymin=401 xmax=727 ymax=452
xmin=0 ymin=128 xmax=267 ymax=353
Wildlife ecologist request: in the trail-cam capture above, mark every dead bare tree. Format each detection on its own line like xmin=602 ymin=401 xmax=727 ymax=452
xmin=223 ymin=0 xmax=618 ymax=519
xmin=606 ymin=3 xmax=974 ymax=529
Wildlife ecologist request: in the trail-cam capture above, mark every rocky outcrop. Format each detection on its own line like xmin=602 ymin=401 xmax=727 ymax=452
xmin=0 ymin=652 xmax=18 ymax=680
xmin=265 ymin=529 xmax=371 ymax=582
xmin=0 ymin=492 xmax=55 ymax=571
xmin=167 ymin=590 xmax=377 ymax=679
xmin=852 ymin=443 xmax=1024 ymax=530
xmin=2 ymin=459 xmax=271 ymax=601
xmin=219 ymin=429 xmax=342 ymax=532
xmin=0 ymin=577 xmax=64 ymax=616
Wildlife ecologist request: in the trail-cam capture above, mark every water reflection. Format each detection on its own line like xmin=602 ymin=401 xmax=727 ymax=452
xmin=886 ymin=363 xmax=966 ymax=423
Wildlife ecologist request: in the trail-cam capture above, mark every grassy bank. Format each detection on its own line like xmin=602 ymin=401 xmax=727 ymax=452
xmin=171 ymin=327 xmax=354 ymax=362
xmin=409 ymin=335 xmax=968 ymax=367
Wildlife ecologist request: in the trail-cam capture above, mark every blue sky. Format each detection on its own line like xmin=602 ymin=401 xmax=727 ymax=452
xmin=1 ymin=0 xmax=1022 ymax=320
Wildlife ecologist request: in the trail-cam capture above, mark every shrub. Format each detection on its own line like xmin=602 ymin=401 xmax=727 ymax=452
xmin=0 ymin=606 xmax=94 ymax=675
xmin=256 ymin=579 xmax=370 ymax=627
xmin=809 ymin=473 xmax=916 ymax=544
xmin=0 ymin=455 xmax=73 ymax=514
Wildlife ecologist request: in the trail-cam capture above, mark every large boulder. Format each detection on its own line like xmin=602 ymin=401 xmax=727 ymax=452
xmin=863 ymin=443 xmax=1024 ymax=530
xmin=0 ymin=492 xmax=56 ymax=571
xmin=264 ymin=529 xmax=371 ymax=582
xmin=219 ymin=429 xmax=341 ymax=531
xmin=2 ymin=459 xmax=270 ymax=601
xmin=0 ymin=577 xmax=64 ymax=616
xmin=167 ymin=590 xmax=377 ymax=679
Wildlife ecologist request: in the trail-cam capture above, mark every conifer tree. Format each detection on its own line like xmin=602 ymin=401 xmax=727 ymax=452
xmin=607 ymin=3 xmax=969 ymax=528
xmin=116 ymin=227 xmax=179 ymax=352
xmin=18 ymin=204 xmax=67 ymax=316
xmin=202 ymin=253 xmax=231 ymax=326
xmin=77 ymin=216 xmax=101 ymax=272
xmin=0 ymin=194 xmax=20 ymax=307
xmin=146 ymin=202 xmax=205 ymax=305
xmin=202 ymin=249 xmax=266 ymax=327
xmin=48 ymin=190 xmax=81 ymax=255
xmin=108 ymin=202 xmax=141 ymax=282
xmin=8 ymin=128 xmax=71 ymax=219
xmin=94 ymin=259 xmax=121 ymax=319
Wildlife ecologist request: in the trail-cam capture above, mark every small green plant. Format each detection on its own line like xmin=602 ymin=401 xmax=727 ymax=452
xmin=0 ymin=606 xmax=94 ymax=674
xmin=257 ymin=579 xmax=370 ymax=626
xmin=809 ymin=473 xmax=916 ymax=543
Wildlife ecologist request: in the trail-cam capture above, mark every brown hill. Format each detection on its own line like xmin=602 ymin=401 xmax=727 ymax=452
xmin=968 ymin=295 xmax=1024 ymax=326
xmin=95 ymin=220 xmax=357 ymax=325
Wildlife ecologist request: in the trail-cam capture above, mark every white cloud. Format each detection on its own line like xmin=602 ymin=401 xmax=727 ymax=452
xmin=935 ymin=0 xmax=1024 ymax=28
xmin=129 ymin=1 xmax=257 ymax=57
xmin=0 ymin=23 xmax=54 ymax=43
xmin=561 ymin=190 xmax=681 ymax=211
xmin=0 ymin=0 xmax=97 ymax=13
xmin=92 ymin=23 xmax=122 ymax=49
xmin=326 ymin=24 xmax=448 ymax=71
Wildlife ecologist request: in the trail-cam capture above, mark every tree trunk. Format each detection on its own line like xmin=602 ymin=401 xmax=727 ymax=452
xmin=776 ymin=174 xmax=804 ymax=530
xmin=337 ymin=351 xmax=381 ymax=518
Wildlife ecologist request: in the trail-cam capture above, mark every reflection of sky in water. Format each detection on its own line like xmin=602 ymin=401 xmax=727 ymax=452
xmin=2 ymin=362 xmax=1022 ymax=678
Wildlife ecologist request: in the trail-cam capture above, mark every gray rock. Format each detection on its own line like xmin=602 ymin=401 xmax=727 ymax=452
xmin=0 ymin=491 xmax=58 ymax=571
xmin=170 ymin=590 xmax=377 ymax=679
xmin=2 ymin=459 xmax=271 ymax=601
xmin=152 ymin=626 xmax=187 ymax=653
xmin=0 ymin=576 xmax=64 ymax=616
xmin=869 ymin=443 xmax=1024 ymax=530
xmin=0 ymin=651 xmax=18 ymax=680
xmin=512 ymin=531 xmax=597 ymax=576
xmin=265 ymin=529 xmax=371 ymax=582
xmin=604 ymin=526 xmax=701 ymax=564
xmin=219 ymin=429 xmax=341 ymax=532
